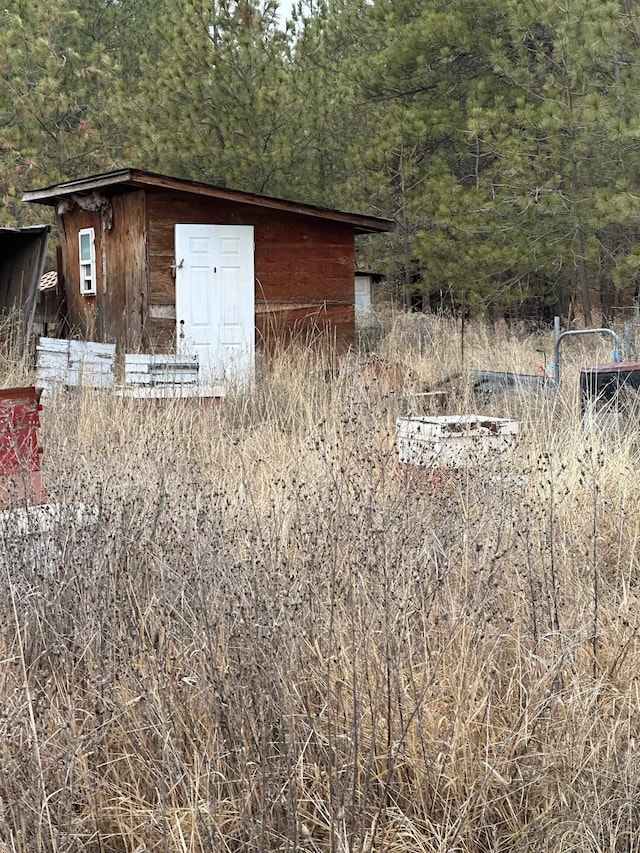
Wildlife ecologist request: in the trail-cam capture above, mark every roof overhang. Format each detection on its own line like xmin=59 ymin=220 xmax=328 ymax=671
xmin=0 ymin=224 xmax=51 ymax=237
xmin=23 ymin=168 xmax=395 ymax=235
xmin=0 ymin=224 xmax=51 ymax=252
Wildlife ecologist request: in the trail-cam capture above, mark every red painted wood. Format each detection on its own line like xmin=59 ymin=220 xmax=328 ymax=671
xmin=0 ymin=387 xmax=43 ymax=474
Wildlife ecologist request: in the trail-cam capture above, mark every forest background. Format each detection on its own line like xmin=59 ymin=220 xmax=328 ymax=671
xmin=3 ymin=0 xmax=640 ymax=325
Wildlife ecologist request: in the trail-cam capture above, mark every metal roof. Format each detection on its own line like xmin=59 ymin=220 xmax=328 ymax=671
xmin=23 ymin=168 xmax=395 ymax=235
xmin=0 ymin=224 xmax=51 ymax=237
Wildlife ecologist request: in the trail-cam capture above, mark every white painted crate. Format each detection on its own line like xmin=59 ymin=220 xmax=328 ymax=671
xmin=116 ymin=384 xmax=226 ymax=400
xmin=0 ymin=502 xmax=99 ymax=571
xmin=36 ymin=338 xmax=116 ymax=391
xmin=124 ymin=353 xmax=199 ymax=387
xmin=397 ymin=415 xmax=519 ymax=469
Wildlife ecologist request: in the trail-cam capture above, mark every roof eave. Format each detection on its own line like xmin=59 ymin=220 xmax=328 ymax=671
xmin=0 ymin=224 xmax=52 ymax=235
xmin=22 ymin=168 xmax=395 ymax=233
xmin=22 ymin=169 xmax=135 ymax=204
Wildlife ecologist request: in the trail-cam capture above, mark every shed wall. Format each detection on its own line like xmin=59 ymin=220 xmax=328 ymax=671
xmin=109 ymin=192 xmax=147 ymax=351
xmin=59 ymin=207 xmax=101 ymax=340
xmin=145 ymin=190 xmax=355 ymax=352
xmin=60 ymin=191 xmax=147 ymax=350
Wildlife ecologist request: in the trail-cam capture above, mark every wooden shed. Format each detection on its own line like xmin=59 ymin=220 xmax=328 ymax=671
xmin=0 ymin=225 xmax=50 ymax=354
xmin=23 ymin=169 xmax=393 ymax=380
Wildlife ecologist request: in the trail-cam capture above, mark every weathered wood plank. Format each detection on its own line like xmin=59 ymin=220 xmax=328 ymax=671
xmin=107 ymin=191 xmax=147 ymax=351
xmin=69 ymin=339 xmax=116 ymax=359
xmin=149 ymin=304 xmax=176 ymax=320
xmin=116 ymin=384 xmax=226 ymax=400
xmin=58 ymin=208 xmax=101 ymax=342
xmin=255 ymin=301 xmax=352 ymax=315
xmin=148 ymin=262 xmax=176 ymax=305
xmin=124 ymin=354 xmax=152 ymax=369
xmin=124 ymin=371 xmax=154 ymax=385
xmin=58 ymin=193 xmax=147 ymax=350
xmin=146 ymin=317 xmax=176 ymax=352
xmin=149 ymin=220 xmax=349 ymax=255
xmin=147 ymin=354 xmax=197 ymax=367
xmin=256 ymin=303 xmax=354 ymax=352
xmin=37 ymin=337 xmax=69 ymax=353
xmin=151 ymin=372 xmax=199 ymax=384
xmin=125 ymin=354 xmax=197 ymax=369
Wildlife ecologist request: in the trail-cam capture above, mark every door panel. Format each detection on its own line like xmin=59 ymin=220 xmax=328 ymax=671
xmin=175 ymin=224 xmax=255 ymax=382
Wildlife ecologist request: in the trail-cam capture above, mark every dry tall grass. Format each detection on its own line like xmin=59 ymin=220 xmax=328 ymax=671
xmin=1 ymin=316 xmax=640 ymax=853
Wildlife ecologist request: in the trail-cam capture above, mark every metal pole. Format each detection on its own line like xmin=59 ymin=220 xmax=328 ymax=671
xmin=624 ymin=322 xmax=634 ymax=361
xmin=553 ymin=316 xmax=561 ymax=384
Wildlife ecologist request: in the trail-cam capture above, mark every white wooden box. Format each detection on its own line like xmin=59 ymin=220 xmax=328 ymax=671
xmin=124 ymin=353 xmax=200 ymax=387
xmin=36 ymin=338 xmax=116 ymax=391
xmin=397 ymin=415 xmax=519 ymax=469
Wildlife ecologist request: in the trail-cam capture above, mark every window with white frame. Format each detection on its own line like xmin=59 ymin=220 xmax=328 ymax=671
xmin=355 ymin=274 xmax=372 ymax=310
xmin=78 ymin=228 xmax=97 ymax=295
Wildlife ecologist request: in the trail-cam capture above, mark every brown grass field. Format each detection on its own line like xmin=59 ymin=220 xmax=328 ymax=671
xmin=1 ymin=314 xmax=640 ymax=853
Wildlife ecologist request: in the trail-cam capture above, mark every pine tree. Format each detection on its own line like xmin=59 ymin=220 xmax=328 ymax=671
xmin=280 ymin=0 xmax=379 ymax=206
xmin=0 ymin=0 xmax=133 ymax=223
xmin=352 ymin=0 xmax=511 ymax=308
xmin=468 ymin=0 xmax=640 ymax=324
xmin=355 ymin=0 xmax=640 ymax=321
xmin=127 ymin=0 xmax=295 ymax=192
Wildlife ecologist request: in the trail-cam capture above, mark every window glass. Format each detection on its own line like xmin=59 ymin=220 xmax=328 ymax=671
xmin=79 ymin=232 xmax=92 ymax=262
xmin=355 ymin=276 xmax=372 ymax=310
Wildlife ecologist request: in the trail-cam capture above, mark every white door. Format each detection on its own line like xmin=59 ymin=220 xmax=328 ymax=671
xmin=175 ymin=224 xmax=255 ymax=382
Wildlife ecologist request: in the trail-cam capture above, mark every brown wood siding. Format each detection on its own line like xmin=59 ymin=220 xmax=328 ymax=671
xmin=145 ymin=190 xmax=355 ymax=351
xmin=256 ymin=303 xmax=355 ymax=351
xmin=105 ymin=191 xmax=147 ymax=351
xmin=59 ymin=193 xmax=147 ymax=350
xmin=147 ymin=317 xmax=176 ymax=352
xmin=58 ymin=208 xmax=101 ymax=339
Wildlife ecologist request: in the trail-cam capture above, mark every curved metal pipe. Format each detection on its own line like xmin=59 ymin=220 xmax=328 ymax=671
xmin=553 ymin=324 xmax=622 ymax=386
